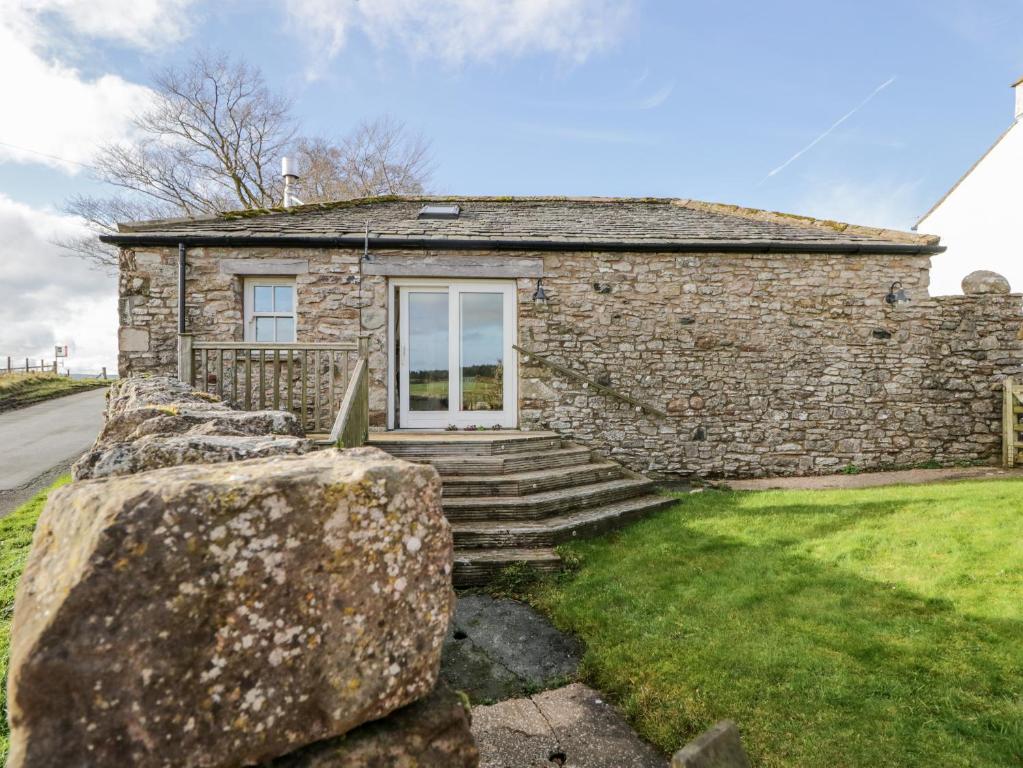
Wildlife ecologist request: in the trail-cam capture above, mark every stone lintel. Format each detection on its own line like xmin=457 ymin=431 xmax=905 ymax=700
xmin=220 ymin=258 xmax=309 ymax=275
xmin=363 ymin=254 xmax=543 ymax=278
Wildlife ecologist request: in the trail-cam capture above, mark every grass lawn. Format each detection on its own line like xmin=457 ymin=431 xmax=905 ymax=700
xmin=521 ymin=480 xmax=1023 ymax=768
xmin=0 ymin=373 xmax=108 ymax=412
xmin=0 ymin=475 xmax=68 ymax=763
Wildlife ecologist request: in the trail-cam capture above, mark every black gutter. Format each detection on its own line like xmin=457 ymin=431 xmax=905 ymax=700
xmin=101 ymin=233 xmax=945 ymax=255
xmin=177 ymin=242 xmax=186 ymax=334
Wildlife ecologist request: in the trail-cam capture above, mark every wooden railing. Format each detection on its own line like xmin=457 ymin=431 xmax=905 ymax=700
xmin=180 ymin=336 xmax=361 ymax=433
xmin=1003 ymin=376 xmax=1023 ymax=467
xmin=513 ymin=343 xmax=667 ymax=418
xmin=329 ymin=357 xmax=370 ymax=448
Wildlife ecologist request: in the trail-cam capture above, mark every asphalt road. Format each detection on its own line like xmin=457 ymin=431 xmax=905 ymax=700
xmin=0 ymin=388 xmax=106 ymax=514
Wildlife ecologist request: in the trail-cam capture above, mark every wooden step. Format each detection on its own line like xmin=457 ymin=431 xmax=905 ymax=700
xmin=443 ymin=478 xmax=654 ymax=522
xmin=442 ymin=462 xmax=623 ymax=497
xmin=452 ymin=494 xmax=674 ymax=549
xmin=452 ymin=547 xmax=561 ymax=588
xmin=367 ymin=432 xmax=561 ymax=458
xmin=417 ymin=446 xmax=594 ymax=476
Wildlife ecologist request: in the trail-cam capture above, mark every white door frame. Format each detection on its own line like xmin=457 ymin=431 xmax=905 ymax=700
xmin=387 ymin=278 xmax=517 ymax=430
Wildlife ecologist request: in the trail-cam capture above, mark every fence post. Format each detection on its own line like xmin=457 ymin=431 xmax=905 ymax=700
xmin=1004 ymin=377 xmax=1016 ymax=468
xmin=6 ymin=356 xmax=10 ymax=373
xmin=24 ymin=358 xmax=28 ymax=372
xmin=52 ymin=361 xmax=57 ymax=374
xmin=101 ymin=366 xmax=107 ymax=380
xmin=177 ymin=334 xmax=194 ymax=384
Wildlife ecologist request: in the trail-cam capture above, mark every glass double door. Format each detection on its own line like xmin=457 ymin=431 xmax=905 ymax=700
xmin=398 ymin=281 xmax=517 ymax=429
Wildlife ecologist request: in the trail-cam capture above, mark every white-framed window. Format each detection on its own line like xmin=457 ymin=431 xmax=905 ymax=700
xmin=244 ymin=277 xmax=296 ymax=342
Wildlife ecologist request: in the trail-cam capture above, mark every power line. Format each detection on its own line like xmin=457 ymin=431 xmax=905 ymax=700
xmin=0 ymin=139 xmax=97 ymax=170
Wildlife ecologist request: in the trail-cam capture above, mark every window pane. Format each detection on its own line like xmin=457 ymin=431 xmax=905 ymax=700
xmin=255 ymin=317 xmax=275 ymax=342
xmin=276 ymin=317 xmax=295 ymax=342
xmin=460 ymin=293 xmax=503 ymax=411
xmin=274 ymin=285 xmax=293 ymax=312
xmin=253 ymin=285 xmax=273 ymax=313
xmin=408 ymin=292 xmax=448 ymax=412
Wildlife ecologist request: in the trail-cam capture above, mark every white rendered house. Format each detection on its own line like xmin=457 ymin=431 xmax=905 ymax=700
xmin=917 ymin=78 xmax=1023 ymax=295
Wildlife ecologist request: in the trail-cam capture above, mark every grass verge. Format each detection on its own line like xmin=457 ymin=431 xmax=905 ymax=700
xmin=0 ymin=373 xmax=108 ymax=413
xmin=519 ymin=480 xmax=1023 ymax=768
xmin=0 ymin=475 xmax=68 ymax=762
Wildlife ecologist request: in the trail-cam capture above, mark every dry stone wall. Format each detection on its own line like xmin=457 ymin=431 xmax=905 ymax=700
xmin=517 ymin=252 xmax=1022 ymax=478
xmin=118 ymin=246 xmax=1023 ymax=479
xmin=7 ymin=376 xmax=474 ymax=767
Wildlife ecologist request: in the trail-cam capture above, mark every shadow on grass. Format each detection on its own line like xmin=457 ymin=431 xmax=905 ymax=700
xmin=532 ymin=495 xmax=1023 ymax=768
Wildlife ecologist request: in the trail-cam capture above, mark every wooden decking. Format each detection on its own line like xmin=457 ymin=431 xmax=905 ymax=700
xmin=367 ymin=431 xmax=672 ymax=587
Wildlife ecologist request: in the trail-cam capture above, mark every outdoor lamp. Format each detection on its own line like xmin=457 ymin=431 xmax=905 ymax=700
xmin=532 ymin=278 xmax=549 ymax=305
xmin=885 ymin=281 xmax=910 ymax=306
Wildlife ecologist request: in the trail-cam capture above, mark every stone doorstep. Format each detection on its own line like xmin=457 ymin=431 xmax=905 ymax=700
xmin=471 ymin=683 xmax=668 ymax=768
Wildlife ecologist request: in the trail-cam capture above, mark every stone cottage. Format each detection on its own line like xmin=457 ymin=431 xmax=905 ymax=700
xmin=106 ymin=196 xmax=1023 ymax=481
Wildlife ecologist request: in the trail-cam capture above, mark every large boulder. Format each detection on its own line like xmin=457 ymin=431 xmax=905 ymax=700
xmin=104 ymin=375 xmax=227 ymax=417
xmin=73 ymin=410 xmax=307 ymax=480
xmin=94 ymin=405 xmax=304 ymax=446
xmin=267 ymin=683 xmax=479 ymax=767
xmin=7 ymin=448 xmax=453 ymax=768
xmin=961 ymin=270 xmax=1011 ymax=295
xmin=73 ymin=375 xmax=307 ymax=481
xmin=74 ymin=433 xmax=316 ymax=479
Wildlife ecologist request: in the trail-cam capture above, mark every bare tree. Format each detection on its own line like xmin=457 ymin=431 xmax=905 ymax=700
xmin=103 ymin=54 xmax=293 ymax=214
xmin=294 ymin=117 xmax=433 ymax=201
xmin=61 ymin=195 xmax=175 ymax=269
xmin=65 ymin=54 xmax=433 ymax=269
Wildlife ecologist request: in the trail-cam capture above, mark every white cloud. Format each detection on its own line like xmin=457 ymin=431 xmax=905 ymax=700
xmin=0 ymin=194 xmax=117 ymax=373
xmin=10 ymin=0 xmax=197 ymax=49
xmin=0 ymin=25 xmax=153 ymax=171
xmin=795 ymin=177 xmax=926 ymax=232
xmin=0 ymin=2 xmax=193 ymax=373
xmin=286 ymin=0 xmax=634 ymax=74
xmin=636 ymin=80 xmax=673 ymax=110
xmin=0 ymin=0 xmax=197 ymax=171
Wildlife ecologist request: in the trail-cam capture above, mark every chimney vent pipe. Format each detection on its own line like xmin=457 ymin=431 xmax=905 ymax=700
xmin=282 ymin=157 xmax=302 ymax=207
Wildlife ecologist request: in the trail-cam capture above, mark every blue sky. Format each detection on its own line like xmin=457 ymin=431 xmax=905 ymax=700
xmin=2 ymin=0 xmax=1022 ymax=369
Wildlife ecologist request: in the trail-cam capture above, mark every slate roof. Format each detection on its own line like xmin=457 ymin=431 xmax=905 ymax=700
xmin=102 ymin=196 xmax=943 ymax=254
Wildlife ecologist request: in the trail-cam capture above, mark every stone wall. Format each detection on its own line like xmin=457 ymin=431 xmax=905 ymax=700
xmin=118 ymin=246 xmax=1023 ymax=479
xmin=516 ymin=252 xmax=1022 ymax=478
xmin=6 ymin=376 xmax=475 ymax=767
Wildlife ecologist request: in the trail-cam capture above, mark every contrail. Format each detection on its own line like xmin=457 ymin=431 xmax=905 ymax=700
xmin=760 ymin=76 xmax=896 ymax=184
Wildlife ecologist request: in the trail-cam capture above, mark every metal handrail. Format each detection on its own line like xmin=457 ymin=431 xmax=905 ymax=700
xmin=513 ymin=343 xmax=667 ymax=418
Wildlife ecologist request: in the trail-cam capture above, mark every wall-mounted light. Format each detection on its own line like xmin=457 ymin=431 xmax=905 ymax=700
xmin=532 ymin=278 xmax=549 ymax=305
xmin=885 ymin=281 xmax=910 ymax=306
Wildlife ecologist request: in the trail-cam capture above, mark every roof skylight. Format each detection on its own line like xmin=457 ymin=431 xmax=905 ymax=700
xmin=417 ymin=204 xmax=460 ymax=220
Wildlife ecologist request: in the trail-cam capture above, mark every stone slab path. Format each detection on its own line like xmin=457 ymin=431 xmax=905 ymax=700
xmin=440 ymin=595 xmax=667 ymax=767
xmin=472 ymin=683 xmax=667 ymax=768
xmin=441 ymin=594 xmax=582 ymax=703
xmin=721 ymin=465 xmax=1023 ymax=492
